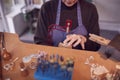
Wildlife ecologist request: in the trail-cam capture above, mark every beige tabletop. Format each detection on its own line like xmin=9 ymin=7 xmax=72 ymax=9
xmin=0 ymin=32 xmax=119 ymax=80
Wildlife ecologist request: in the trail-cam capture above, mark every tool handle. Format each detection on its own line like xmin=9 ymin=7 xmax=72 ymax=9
xmin=89 ymin=33 xmax=110 ymax=46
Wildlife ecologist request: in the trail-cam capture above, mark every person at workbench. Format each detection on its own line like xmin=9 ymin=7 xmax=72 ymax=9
xmin=34 ymin=0 xmax=100 ymax=51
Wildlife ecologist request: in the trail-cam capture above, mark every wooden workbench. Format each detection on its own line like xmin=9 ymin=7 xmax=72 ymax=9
xmin=0 ymin=32 xmax=119 ymax=80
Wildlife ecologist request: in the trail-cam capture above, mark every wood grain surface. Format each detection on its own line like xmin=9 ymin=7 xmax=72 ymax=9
xmin=0 ymin=32 xmax=119 ymax=80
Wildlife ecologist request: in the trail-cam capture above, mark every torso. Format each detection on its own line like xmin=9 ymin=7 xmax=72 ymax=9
xmin=43 ymin=0 xmax=94 ymax=32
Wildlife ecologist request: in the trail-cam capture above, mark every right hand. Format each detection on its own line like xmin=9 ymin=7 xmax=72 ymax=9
xmin=63 ymin=34 xmax=87 ymax=49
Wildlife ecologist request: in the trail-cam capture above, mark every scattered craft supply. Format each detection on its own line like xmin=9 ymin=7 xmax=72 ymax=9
xmin=34 ymin=51 xmax=75 ymax=80
xmin=1 ymin=33 xmax=12 ymax=61
xmin=19 ymin=62 xmax=29 ymax=77
xmin=85 ymin=56 xmax=120 ymax=80
xmin=2 ymin=48 xmax=12 ymax=61
xmin=29 ymin=62 xmax=37 ymax=69
xmin=22 ymin=56 xmax=32 ymax=63
xmin=3 ymin=57 xmax=19 ymax=71
xmin=85 ymin=56 xmax=109 ymax=80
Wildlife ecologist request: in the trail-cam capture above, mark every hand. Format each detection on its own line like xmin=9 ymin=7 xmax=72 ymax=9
xmin=63 ymin=34 xmax=87 ymax=49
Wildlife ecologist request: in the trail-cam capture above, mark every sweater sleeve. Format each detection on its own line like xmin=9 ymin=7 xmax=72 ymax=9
xmin=85 ymin=4 xmax=101 ymax=51
xmin=34 ymin=5 xmax=48 ymax=45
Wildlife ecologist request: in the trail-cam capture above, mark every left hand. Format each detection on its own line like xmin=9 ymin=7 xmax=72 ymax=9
xmin=63 ymin=34 xmax=87 ymax=49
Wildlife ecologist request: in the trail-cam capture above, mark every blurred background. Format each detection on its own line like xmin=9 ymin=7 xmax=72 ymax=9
xmin=0 ymin=0 xmax=120 ymax=45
